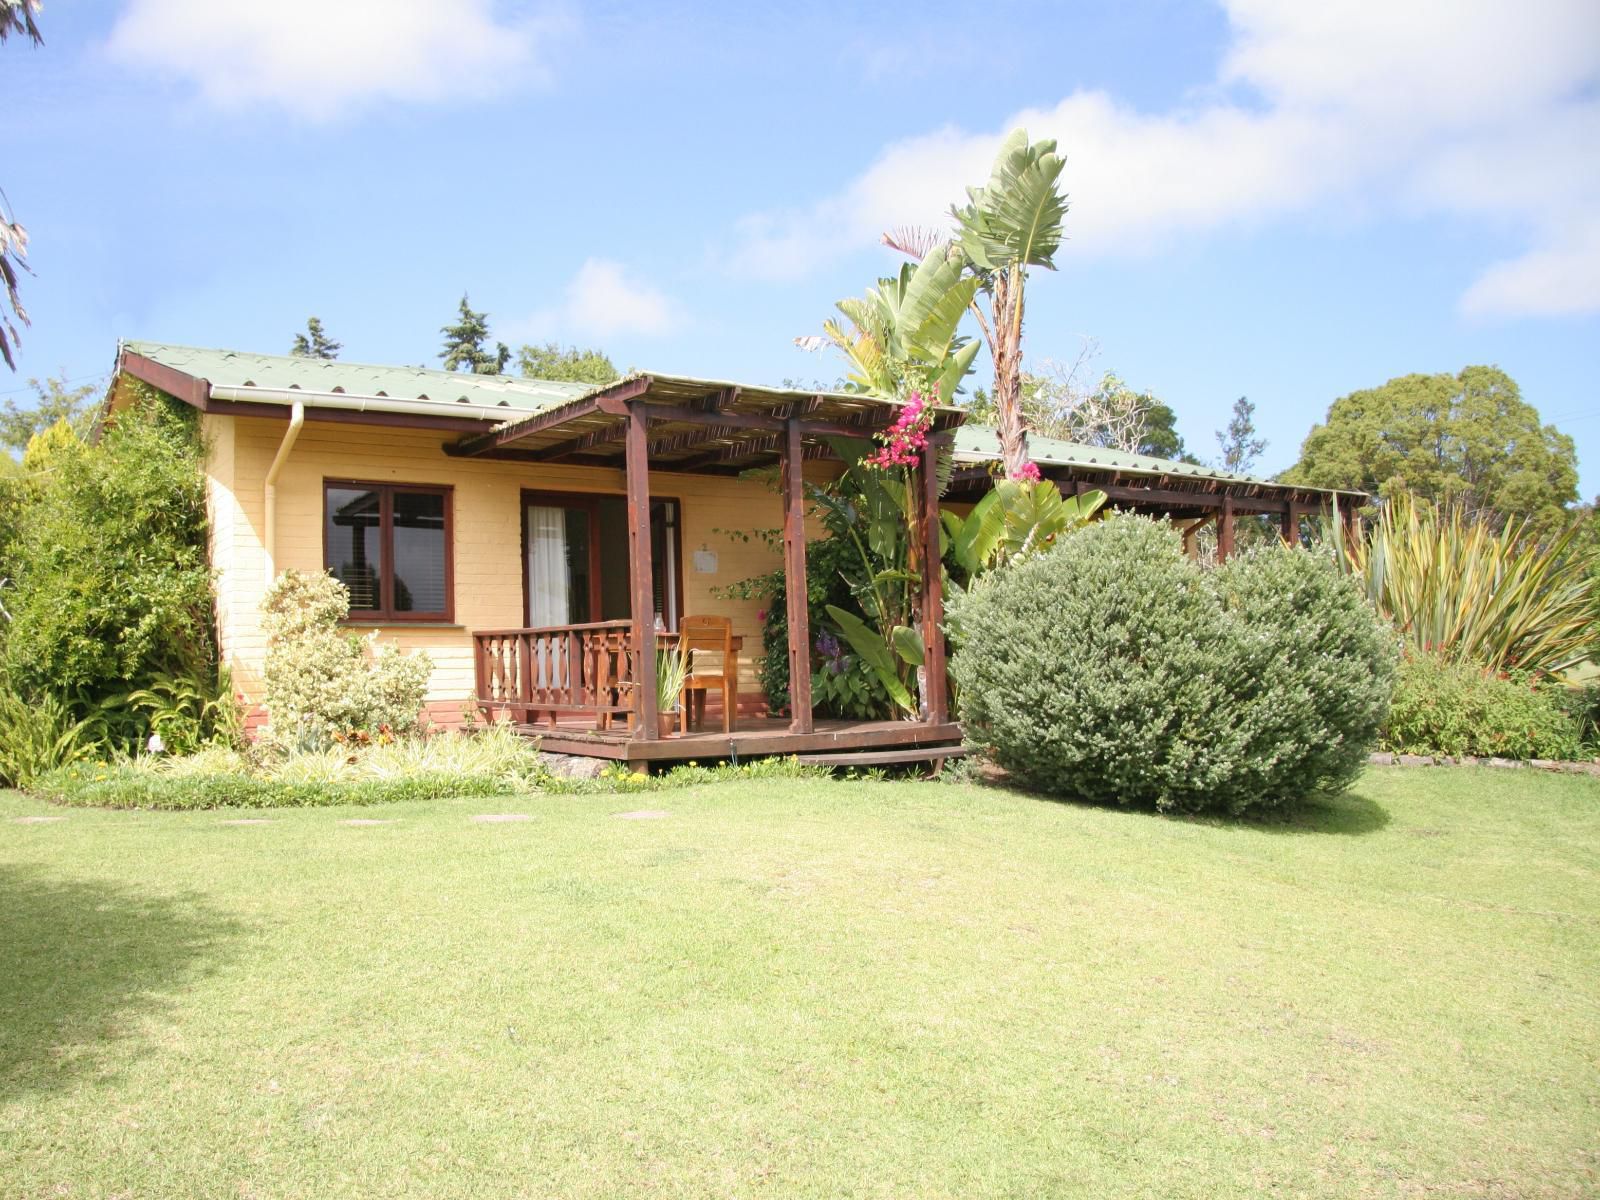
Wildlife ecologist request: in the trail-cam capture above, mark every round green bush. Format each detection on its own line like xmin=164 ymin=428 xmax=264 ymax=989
xmin=950 ymin=516 xmax=1397 ymax=814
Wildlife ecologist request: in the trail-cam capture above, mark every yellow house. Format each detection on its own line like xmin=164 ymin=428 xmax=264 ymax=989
xmin=109 ymin=341 xmax=1356 ymax=768
xmin=110 ymin=341 xmax=967 ymax=768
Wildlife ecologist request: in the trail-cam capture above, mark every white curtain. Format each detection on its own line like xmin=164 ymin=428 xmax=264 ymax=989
xmin=526 ymin=506 xmax=570 ymax=626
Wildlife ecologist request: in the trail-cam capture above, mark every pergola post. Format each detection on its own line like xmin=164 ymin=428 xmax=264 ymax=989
xmin=625 ymin=402 xmax=658 ymax=740
xmin=1280 ymin=501 xmax=1299 ymax=545
xmin=1218 ymin=494 xmax=1236 ymax=561
xmin=781 ymin=419 xmax=814 ymax=734
xmin=919 ymin=436 xmax=949 ymax=725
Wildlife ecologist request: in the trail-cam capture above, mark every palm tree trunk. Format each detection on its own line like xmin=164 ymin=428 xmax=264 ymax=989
xmin=989 ymin=269 xmax=1030 ymax=477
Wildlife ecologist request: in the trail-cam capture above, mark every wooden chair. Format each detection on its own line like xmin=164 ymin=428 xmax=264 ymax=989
xmin=678 ymin=615 xmax=738 ymax=733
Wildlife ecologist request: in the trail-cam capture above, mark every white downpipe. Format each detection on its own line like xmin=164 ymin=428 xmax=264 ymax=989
xmin=263 ymin=400 xmax=305 ymax=582
xmin=209 ymin=384 xmax=525 ymax=422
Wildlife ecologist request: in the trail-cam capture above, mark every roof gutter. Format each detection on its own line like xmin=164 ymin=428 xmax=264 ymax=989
xmin=208 ymin=384 xmax=517 ymax=423
xmin=263 ymin=400 xmax=305 ymax=581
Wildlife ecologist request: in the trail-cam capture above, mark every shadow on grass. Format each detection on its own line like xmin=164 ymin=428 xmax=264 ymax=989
xmin=0 ymin=864 xmax=245 ymax=1101
xmin=1225 ymin=790 xmax=1392 ymax=837
xmin=960 ymin=769 xmax=1391 ymax=837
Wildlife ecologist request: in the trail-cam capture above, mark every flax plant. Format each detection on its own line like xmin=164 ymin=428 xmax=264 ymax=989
xmin=1334 ymin=491 xmax=1596 ymax=675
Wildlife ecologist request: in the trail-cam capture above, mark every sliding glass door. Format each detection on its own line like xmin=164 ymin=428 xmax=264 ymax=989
xmin=522 ymin=492 xmax=679 ymax=630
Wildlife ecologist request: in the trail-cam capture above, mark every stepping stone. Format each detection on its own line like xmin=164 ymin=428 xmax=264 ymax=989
xmin=219 ymin=818 xmax=272 ymax=826
xmin=340 ymin=818 xmax=396 ymax=826
xmin=471 ymin=813 xmax=532 ymax=823
xmin=11 ymin=815 xmax=65 ymax=824
xmin=614 ymin=810 xmax=670 ymax=820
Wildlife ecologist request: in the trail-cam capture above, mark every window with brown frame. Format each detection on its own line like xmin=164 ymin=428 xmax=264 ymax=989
xmin=323 ymin=481 xmax=454 ymax=622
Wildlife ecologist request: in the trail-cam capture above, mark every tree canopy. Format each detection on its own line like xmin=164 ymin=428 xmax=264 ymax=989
xmin=1283 ymin=366 xmax=1579 ymax=527
xmin=1216 ymin=396 xmax=1266 ymax=474
xmin=439 ymin=295 xmax=510 ymax=375
xmin=965 ymin=370 xmax=1197 ymax=463
xmin=1 ymin=374 xmax=98 ymax=454
xmin=290 ymin=316 xmax=341 ymax=360
xmin=517 ymin=342 xmax=618 ymax=386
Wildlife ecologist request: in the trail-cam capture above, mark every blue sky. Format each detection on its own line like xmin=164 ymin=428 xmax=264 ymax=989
xmin=4 ymin=0 xmax=1598 ymax=494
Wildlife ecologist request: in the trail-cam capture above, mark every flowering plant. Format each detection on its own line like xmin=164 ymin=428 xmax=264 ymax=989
xmin=864 ymin=391 xmax=934 ymax=470
xmin=1012 ymin=459 xmax=1042 ymax=482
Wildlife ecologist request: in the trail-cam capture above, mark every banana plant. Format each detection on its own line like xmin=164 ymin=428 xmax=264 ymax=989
xmin=818 ymin=245 xmax=981 ymax=404
xmin=808 ymin=438 xmax=925 ymax=715
xmin=943 ymin=480 xmax=1105 ymax=582
xmin=951 ymin=130 xmax=1069 ymax=479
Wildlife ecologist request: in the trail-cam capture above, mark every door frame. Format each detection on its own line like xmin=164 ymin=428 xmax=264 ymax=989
xmin=519 ymin=488 xmax=685 ymax=630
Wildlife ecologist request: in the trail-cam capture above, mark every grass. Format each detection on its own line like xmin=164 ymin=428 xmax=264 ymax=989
xmin=1 ymin=768 xmax=1597 ymax=1198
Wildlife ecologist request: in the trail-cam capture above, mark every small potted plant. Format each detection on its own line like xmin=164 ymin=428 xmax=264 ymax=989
xmin=655 ymin=645 xmax=688 ymax=737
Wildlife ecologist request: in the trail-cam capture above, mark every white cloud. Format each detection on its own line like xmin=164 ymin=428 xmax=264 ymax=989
xmin=508 ymin=259 xmax=685 ymax=341
xmin=728 ymin=0 xmax=1600 ymax=319
xmin=106 ymin=0 xmax=571 ymax=120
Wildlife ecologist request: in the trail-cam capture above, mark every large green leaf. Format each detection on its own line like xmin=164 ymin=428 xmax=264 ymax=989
xmin=949 ymin=489 xmax=1004 ymax=576
xmin=825 ymin=605 xmax=916 ymax=712
xmin=891 ymin=624 xmax=925 ymax=667
xmin=953 ymin=129 xmax=1068 ymax=273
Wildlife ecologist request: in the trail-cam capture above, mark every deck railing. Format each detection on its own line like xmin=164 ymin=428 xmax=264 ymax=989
xmin=472 ymin=621 xmax=636 ymax=729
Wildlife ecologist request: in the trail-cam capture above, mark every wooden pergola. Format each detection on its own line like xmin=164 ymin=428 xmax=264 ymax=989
xmin=945 ymin=447 xmax=1364 ymax=560
xmin=453 ymin=373 xmax=964 ymax=755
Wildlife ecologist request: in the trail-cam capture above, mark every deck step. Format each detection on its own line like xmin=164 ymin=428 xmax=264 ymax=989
xmin=795 ymin=745 xmax=968 ymax=769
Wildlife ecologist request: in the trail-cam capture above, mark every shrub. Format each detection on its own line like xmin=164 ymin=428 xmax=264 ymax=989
xmin=0 ymin=690 xmax=99 ymax=787
xmin=1211 ymin=543 xmax=1399 ymax=802
xmin=949 ymin=516 xmax=1397 ymax=815
xmin=1336 ymin=490 xmax=1596 ymax=674
xmin=30 ymin=763 xmax=511 ymax=811
xmin=1381 ymin=653 xmax=1581 ymax=760
xmin=260 ymin=570 xmax=432 ymax=746
xmin=1 ymin=394 xmax=215 ymax=709
xmin=29 ymin=728 xmax=828 ymax=809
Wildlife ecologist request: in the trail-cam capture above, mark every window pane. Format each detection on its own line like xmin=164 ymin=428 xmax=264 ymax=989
xmin=392 ymin=491 xmax=447 ymax=614
xmin=325 ymin=487 xmax=383 ymax=612
xmin=564 ymin=507 xmax=592 ymax=623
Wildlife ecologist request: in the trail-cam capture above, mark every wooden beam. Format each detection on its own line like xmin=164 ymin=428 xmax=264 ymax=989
xmin=1280 ymin=501 xmax=1299 ymax=545
xmin=1218 ymin=494 xmax=1236 ymax=562
xmin=639 ymin=402 xmax=893 ymax=440
xmin=625 ymin=403 xmax=658 ymax=740
xmin=451 ymin=375 xmax=650 ymax=456
xmin=782 ymin=419 xmax=814 ymax=735
xmin=118 ymin=349 xmax=211 ymax=410
xmin=920 ymin=435 xmax=949 ymax=725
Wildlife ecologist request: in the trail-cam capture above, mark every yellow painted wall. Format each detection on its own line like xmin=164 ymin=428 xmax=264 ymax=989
xmin=204 ymin=413 xmax=828 ymax=715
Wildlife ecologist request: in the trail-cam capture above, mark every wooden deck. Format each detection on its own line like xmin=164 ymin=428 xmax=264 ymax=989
xmin=517 ymin=715 xmax=965 ymax=767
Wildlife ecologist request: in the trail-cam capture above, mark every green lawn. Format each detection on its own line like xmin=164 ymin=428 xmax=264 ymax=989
xmin=2 ymin=769 xmax=1597 ymax=1198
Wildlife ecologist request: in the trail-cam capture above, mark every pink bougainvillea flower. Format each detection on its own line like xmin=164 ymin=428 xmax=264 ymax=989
xmin=1012 ymin=460 xmax=1042 ymax=482
xmin=865 ymin=391 xmax=935 ymax=471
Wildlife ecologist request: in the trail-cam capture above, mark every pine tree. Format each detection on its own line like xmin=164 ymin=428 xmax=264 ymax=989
xmin=1216 ymin=396 xmax=1267 ymax=474
xmin=439 ymin=295 xmax=508 ymax=374
xmin=289 ymin=316 xmax=341 ymax=360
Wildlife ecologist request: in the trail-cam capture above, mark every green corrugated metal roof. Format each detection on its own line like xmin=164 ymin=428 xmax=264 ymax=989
xmin=952 ymin=425 xmax=1362 ymax=496
xmin=121 ymin=340 xmax=591 ymax=413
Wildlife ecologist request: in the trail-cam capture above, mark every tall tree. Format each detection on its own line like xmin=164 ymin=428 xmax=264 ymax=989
xmin=947 ymin=130 xmax=1068 ymax=479
xmin=1141 ymin=401 xmax=1195 ymax=463
xmin=1284 ymin=366 xmax=1579 ymax=528
xmin=439 ymin=295 xmax=510 ymax=374
xmin=0 ymin=374 xmax=98 ymax=453
xmin=1216 ymin=396 xmax=1266 ymax=474
xmin=0 ymin=1 xmax=42 ymax=371
xmin=517 ymin=342 xmax=618 ymax=385
xmin=290 ymin=316 xmax=341 ymax=360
